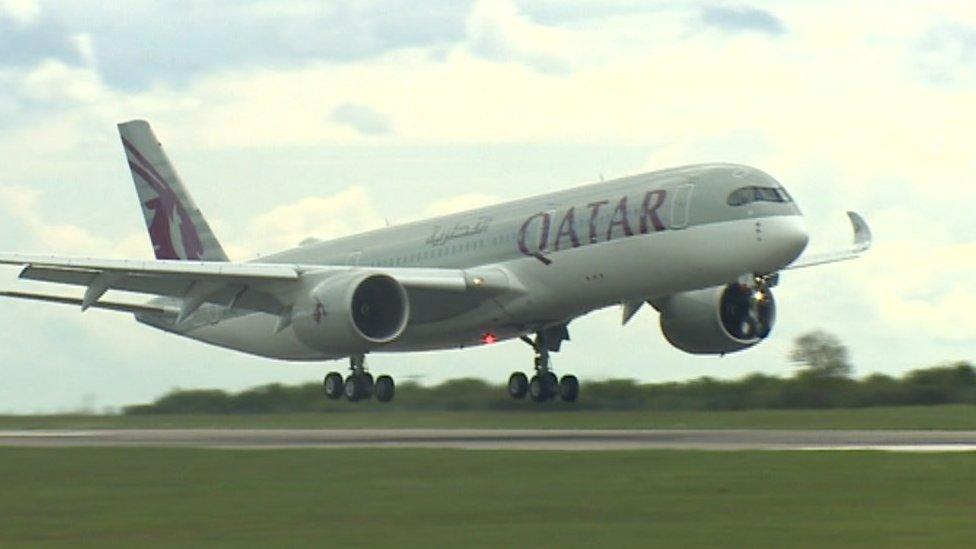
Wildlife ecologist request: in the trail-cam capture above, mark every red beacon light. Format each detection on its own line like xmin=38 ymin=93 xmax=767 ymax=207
xmin=481 ymin=332 xmax=498 ymax=345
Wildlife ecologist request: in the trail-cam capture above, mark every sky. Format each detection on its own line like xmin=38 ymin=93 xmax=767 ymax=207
xmin=0 ymin=0 xmax=973 ymax=413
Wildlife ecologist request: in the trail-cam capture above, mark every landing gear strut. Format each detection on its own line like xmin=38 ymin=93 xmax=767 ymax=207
xmin=508 ymin=327 xmax=579 ymax=403
xmin=322 ymin=354 xmax=396 ymax=403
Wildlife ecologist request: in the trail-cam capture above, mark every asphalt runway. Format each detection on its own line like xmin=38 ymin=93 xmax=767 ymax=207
xmin=1 ymin=429 xmax=976 ymax=451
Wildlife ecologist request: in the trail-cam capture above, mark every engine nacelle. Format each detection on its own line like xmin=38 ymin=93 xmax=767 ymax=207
xmin=293 ymin=273 xmax=409 ymax=354
xmin=658 ymin=284 xmax=776 ymax=355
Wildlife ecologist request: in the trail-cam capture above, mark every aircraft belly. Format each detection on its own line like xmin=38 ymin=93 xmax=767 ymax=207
xmin=148 ymin=313 xmax=335 ymax=361
xmin=406 ymin=288 xmax=498 ymax=323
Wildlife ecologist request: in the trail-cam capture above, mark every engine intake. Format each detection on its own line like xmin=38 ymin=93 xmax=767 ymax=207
xmin=294 ymin=273 xmax=409 ymax=354
xmin=658 ymin=283 xmax=775 ymax=355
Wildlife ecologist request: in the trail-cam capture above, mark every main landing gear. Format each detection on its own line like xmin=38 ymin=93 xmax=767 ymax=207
xmin=508 ymin=328 xmax=579 ymax=403
xmin=323 ymin=354 xmax=396 ymax=403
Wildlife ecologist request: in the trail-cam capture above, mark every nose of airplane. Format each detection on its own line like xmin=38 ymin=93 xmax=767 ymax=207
xmin=777 ymin=215 xmax=809 ymax=265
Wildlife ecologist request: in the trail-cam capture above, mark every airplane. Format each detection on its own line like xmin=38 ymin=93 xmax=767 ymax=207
xmin=0 ymin=120 xmax=871 ymax=403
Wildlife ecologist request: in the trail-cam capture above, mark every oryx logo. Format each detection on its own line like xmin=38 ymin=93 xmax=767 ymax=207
xmin=313 ymin=301 xmax=326 ymax=324
xmin=122 ymin=137 xmax=204 ymax=260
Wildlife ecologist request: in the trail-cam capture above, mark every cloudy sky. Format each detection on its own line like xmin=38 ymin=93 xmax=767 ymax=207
xmin=0 ymin=0 xmax=973 ymax=412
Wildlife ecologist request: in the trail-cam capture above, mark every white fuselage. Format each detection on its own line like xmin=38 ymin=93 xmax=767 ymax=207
xmin=145 ymin=163 xmax=809 ymax=360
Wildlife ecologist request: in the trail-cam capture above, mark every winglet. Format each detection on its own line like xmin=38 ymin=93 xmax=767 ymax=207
xmin=785 ymin=212 xmax=873 ymax=271
xmin=847 ymin=211 xmax=872 ymax=252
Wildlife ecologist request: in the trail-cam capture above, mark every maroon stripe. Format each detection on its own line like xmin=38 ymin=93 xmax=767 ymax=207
xmin=121 ymin=137 xmax=172 ymax=195
xmin=128 ymin=160 xmax=166 ymax=195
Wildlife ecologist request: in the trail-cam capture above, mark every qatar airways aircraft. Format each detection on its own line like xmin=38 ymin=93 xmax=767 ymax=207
xmin=0 ymin=121 xmax=871 ymax=403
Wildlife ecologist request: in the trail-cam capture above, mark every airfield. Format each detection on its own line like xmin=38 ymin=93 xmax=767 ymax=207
xmin=2 ymin=408 xmax=974 ymax=546
xmin=3 ymin=427 xmax=976 ymax=451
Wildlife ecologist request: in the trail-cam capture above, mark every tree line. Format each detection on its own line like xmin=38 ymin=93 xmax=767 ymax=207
xmin=125 ymin=331 xmax=974 ymax=414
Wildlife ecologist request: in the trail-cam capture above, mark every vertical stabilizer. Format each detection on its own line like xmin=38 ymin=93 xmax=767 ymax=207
xmin=118 ymin=120 xmax=229 ymax=262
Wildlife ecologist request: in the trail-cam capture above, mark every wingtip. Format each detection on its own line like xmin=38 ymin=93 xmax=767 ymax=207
xmin=846 ymin=211 xmax=872 ymax=251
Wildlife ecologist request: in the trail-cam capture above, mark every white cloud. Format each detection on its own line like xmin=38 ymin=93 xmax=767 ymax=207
xmin=0 ymin=185 xmax=144 ymax=257
xmin=330 ymin=103 xmax=393 ymax=135
xmin=71 ymin=33 xmax=97 ymax=67
xmin=423 ymin=193 xmax=501 ymax=217
xmin=0 ymin=1 xmax=974 ymax=410
xmin=466 ymin=0 xmax=573 ymax=73
xmin=247 ymin=187 xmax=386 ymax=255
xmin=0 ymin=0 xmax=39 ymax=25
xmin=15 ymin=60 xmax=105 ymax=105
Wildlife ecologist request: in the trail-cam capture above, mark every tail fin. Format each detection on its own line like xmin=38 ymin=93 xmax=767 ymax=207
xmin=118 ymin=120 xmax=229 ymax=262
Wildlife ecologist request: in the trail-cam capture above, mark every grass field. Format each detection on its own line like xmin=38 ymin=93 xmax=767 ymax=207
xmin=0 ymin=447 xmax=973 ymax=547
xmin=1 ymin=404 xmax=975 ymax=430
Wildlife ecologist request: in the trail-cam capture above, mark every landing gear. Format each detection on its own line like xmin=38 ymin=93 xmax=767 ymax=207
xmin=344 ymin=375 xmax=366 ymax=402
xmin=508 ymin=372 xmax=528 ymax=399
xmin=323 ymin=372 xmax=343 ymax=399
xmin=375 ymin=375 xmax=395 ymax=403
xmin=509 ymin=327 xmax=580 ymax=403
xmin=323 ymin=355 xmax=396 ymax=403
xmin=559 ymin=374 xmax=579 ymax=403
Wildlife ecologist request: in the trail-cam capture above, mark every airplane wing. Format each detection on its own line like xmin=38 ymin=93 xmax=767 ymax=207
xmin=0 ymin=253 xmax=515 ymax=321
xmin=785 ymin=211 xmax=872 ymax=270
xmin=0 ymin=290 xmax=174 ymax=315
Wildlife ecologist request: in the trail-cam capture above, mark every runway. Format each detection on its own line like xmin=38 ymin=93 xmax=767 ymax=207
xmin=2 ymin=429 xmax=976 ymax=451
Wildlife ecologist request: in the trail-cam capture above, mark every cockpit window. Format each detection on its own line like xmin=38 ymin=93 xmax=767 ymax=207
xmin=727 ymin=186 xmax=791 ymax=206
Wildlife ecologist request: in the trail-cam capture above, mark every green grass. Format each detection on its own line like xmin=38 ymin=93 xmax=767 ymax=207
xmin=0 ymin=448 xmax=973 ymax=547
xmin=1 ymin=404 xmax=975 ymax=430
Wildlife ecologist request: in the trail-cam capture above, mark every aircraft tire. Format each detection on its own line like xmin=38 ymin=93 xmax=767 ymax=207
xmin=324 ymin=372 xmax=344 ymax=400
xmin=542 ymin=372 xmax=559 ymax=400
xmin=344 ymin=376 xmax=363 ymax=402
xmin=508 ymin=372 xmax=529 ymax=399
xmin=375 ymin=375 xmax=395 ymax=403
xmin=559 ymin=375 xmax=579 ymax=403
xmin=529 ymin=376 xmax=547 ymax=403
xmin=362 ymin=373 xmax=375 ymax=399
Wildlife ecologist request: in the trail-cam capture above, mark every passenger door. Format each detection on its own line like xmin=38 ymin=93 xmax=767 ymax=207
xmin=670 ymin=183 xmax=695 ymax=230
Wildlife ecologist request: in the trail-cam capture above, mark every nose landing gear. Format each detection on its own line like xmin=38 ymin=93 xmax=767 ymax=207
xmin=509 ymin=328 xmax=579 ymax=403
xmin=323 ymin=354 xmax=396 ymax=403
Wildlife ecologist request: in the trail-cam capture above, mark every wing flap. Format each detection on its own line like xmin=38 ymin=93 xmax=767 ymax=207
xmin=21 ymin=266 xmax=193 ymax=296
xmin=0 ymin=290 xmax=174 ymax=315
xmin=0 ymin=253 xmax=300 ymax=280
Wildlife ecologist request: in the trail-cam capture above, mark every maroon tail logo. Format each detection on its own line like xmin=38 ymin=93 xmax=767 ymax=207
xmin=122 ymin=138 xmax=204 ymax=260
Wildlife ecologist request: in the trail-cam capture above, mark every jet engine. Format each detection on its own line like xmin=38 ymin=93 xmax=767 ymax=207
xmin=293 ymin=273 xmax=409 ymax=354
xmin=657 ymin=283 xmax=775 ymax=355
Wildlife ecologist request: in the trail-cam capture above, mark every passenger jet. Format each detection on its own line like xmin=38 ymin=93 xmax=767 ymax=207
xmin=0 ymin=121 xmax=871 ymax=403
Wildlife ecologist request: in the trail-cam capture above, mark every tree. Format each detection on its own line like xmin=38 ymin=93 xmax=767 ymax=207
xmin=789 ymin=330 xmax=853 ymax=379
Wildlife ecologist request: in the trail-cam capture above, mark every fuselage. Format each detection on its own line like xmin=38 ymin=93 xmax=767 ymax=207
xmin=139 ymin=163 xmax=808 ymax=360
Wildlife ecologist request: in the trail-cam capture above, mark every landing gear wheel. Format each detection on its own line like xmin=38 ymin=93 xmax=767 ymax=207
xmin=344 ymin=375 xmax=364 ymax=402
xmin=508 ymin=372 xmax=528 ymax=399
xmin=323 ymin=372 xmax=343 ymax=400
xmin=375 ymin=375 xmax=395 ymax=403
xmin=361 ymin=373 xmax=375 ymax=400
xmin=529 ymin=376 xmax=548 ymax=403
xmin=542 ymin=372 xmax=558 ymax=400
xmin=559 ymin=375 xmax=579 ymax=403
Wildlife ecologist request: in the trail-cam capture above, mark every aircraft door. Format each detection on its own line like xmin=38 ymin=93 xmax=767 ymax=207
xmin=670 ymin=183 xmax=695 ymax=230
